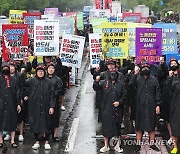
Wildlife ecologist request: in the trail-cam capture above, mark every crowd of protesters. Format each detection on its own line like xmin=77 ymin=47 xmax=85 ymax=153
xmin=92 ymin=56 xmax=180 ymax=153
xmin=0 ymin=23 xmax=94 ymax=151
xmin=0 ymin=37 xmax=71 ymax=150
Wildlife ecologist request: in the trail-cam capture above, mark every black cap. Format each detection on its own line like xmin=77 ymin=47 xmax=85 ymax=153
xmin=2 ymin=62 xmax=10 ymax=68
xmin=47 ymin=62 xmax=56 ymax=69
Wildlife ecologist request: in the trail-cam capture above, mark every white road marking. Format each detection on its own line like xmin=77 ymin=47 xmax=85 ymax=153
xmin=65 ymin=118 xmax=79 ymax=152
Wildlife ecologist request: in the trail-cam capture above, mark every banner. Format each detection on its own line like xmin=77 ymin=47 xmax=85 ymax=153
xmin=60 ymin=34 xmax=85 ymax=68
xmin=89 ymin=33 xmax=102 ymax=68
xmin=136 ymin=28 xmax=162 ymax=64
xmin=77 ymin=13 xmax=84 ymax=30
xmin=23 ymin=12 xmax=41 ymax=38
xmin=95 ymin=0 xmax=101 ymax=9
xmin=2 ymin=24 xmax=28 ymax=61
xmin=34 ymin=20 xmax=59 ymax=56
xmin=154 ymin=23 xmax=177 ymax=55
xmin=102 ymin=22 xmax=129 ymax=59
xmin=89 ymin=9 xmax=110 ymax=20
xmin=104 ymin=0 xmax=112 ymax=13
xmin=122 ymin=12 xmax=142 ymax=23
xmin=9 ymin=10 xmax=27 ymax=24
xmin=45 ymin=8 xmax=59 ymax=17
xmin=91 ymin=18 xmax=108 ymax=33
xmin=128 ymin=23 xmax=152 ymax=56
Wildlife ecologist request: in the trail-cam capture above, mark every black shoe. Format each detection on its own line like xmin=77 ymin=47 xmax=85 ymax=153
xmin=53 ymin=137 xmax=60 ymax=142
xmin=11 ymin=143 xmax=18 ymax=148
xmin=150 ymin=144 xmax=160 ymax=152
xmin=134 ymin=145 xmax=141 ymax=152
xmin=0 ymin=143 xmax=3 ymax=148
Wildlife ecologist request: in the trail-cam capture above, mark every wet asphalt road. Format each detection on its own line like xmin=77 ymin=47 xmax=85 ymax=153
xmin=0 ymin=55 xmax=173 ymax=154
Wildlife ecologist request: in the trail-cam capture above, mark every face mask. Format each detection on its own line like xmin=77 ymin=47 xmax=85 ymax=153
xmin=170 ymin=65 xmax=179 ymax=71
xmin=110 ymin=72 xmax=118 ymax=81
xmin=3 ymin=69 xmax=10 ymax=75
xmin=141 ymin=69 xmax=150 ymax=76
xmin=16 ymin=64 xmax=21 ymax=71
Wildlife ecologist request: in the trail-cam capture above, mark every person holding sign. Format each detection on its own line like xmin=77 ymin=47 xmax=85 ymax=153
xmin=25 ymin=64 xmax=55 ymax=150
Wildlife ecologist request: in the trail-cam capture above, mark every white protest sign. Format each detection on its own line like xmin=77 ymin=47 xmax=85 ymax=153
xmin=60 ymin=34 xmax=85 ymax=68
xmin=89 ymin=33 xmax=102 ymax=68
xmin=34 ymin=20 xmax=59 ymax=56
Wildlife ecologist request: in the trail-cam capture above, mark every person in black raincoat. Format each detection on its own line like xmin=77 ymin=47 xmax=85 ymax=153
xmin=25 ymin=64 xmax=55 ymax=150
xmin=125 ymin=65 xmax=140 ymax=125
xmin=10 ymin=62 xmax=25 ymax=142
xmin=131 ymin=63 xmax=161 ymax=152
xmin=93 ymin=58 xmax=125 ymax=123
xmin=160 ymin=59 xmax=177 ymax=148
xmin=47 ymin=62 xmax=63 ymax=142
xmin=165 ymin=59 xmax=180 ymax=154
xmin=0 ymin=62 xmax=21 ymax=148
xmin=93 ymin=68 xmax=126 ymax=153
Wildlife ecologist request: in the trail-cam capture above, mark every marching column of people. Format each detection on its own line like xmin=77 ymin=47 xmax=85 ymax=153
xmin=0 ymin=55 xmax=70 ymax=150
xmin=92 ymin=58 xmax=180 ymax=153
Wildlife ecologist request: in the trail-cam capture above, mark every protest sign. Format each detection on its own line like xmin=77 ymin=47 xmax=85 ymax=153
xmin=0 ymin=19 xmax=9 ymax=36
xmin=23 ymin=12 xmax=41 ymax=38
xmin=9 ymin=10 xmax=27 ymax=24
xmin=91 ymin=18 xmax=108 ymax=33
xmin=136 ymin=28 xmax=162 ymax=64
xmin=122 ymin=12 xmax=142 ymax=23
xmin=77 ymin=13 xmax=84 ymax=30
xmin=166 ymin=54 xmax=180 ymax=65
xmin=104 ymin=0 xmax=112 ymax=13
xmin=102 ymin=22 xmax=129 ymax=59
xmin=154 ymin=23 xmax=177 ymax=55
xmin=34 ymin=20 xmax=59 ymax=56
xmin=60 ymin=34 xmax=85 ymax=68
xmin=89 ymin=9 xmax=110 ymax=20
xmin=55 ymin=16 xmax=74 ymax=36
xmin=89 ymin=33 xmax=102 ymax=68
xmin=2 ymin=24 xmax=28 ymax=61
xmin=41 ymin=14 xmax=55 ymax=20
xmin=128 ymin=23 xmax=152 ymax=56
xmin=95 ymin=0 xmax=101 ymax=9
xmin=45 ymin=8 xmax=59 ymax=17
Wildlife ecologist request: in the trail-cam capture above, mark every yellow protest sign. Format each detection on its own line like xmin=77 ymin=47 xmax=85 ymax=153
xmin=102 ymin=22 xmax=129 ymax=59
xmin=9 ymin=10 xmax=27 ymax=24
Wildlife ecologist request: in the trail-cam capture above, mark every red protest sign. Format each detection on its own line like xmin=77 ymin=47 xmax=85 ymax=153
xmin=23 ymin=12 xmax=41 ymax=38
xmin=2 ymin=24 xmax=28 ymax=61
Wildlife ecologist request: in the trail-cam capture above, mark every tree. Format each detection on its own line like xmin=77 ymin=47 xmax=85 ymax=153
xmin=165 ymin=0 xmax=180 ymax=12
xmin=0 ymin=0 xmax=11 ymax=16
xmin=0 ymin=0 xmax=92 ymax=16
